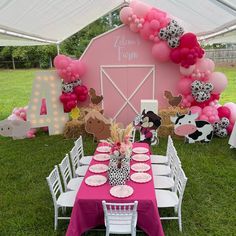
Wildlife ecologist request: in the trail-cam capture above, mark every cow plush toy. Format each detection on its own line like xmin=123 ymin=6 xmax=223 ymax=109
xmin=170 ymin=111 xmax=213 ymax=143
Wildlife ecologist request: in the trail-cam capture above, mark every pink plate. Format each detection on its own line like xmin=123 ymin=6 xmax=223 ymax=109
xmin=131 ymin=163 xmax=150 ymax=172
xmin=93 ymin=153 xmax=110 ymax=161
xmin=132 ymin=154 xmax=150 ymax=162
xmin=110 ymin=185 xmax=134 ymax=198
xmin=96 ymin=146 xmax=111 ymax=153
xmin=132 ymin=147 xmax=149 ymax=154
xmin=89 ymin=164 xmax=108 ymax=173
xmin=131 ymin=173 xmax=152 ymax=183
xmin=85 ymin=175 xmax=107 ymax=186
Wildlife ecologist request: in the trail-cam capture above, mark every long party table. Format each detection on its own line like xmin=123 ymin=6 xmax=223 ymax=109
xmin=66 ymin=142 xmax=164 ymax=236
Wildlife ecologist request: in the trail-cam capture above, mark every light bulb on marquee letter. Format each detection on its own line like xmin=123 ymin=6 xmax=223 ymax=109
xmin=27 ymin=71 xmax=68 ymax=135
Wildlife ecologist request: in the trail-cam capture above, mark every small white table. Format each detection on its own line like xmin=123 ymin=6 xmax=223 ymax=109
xmin=229 ymin=122 xmax=236 ymax=148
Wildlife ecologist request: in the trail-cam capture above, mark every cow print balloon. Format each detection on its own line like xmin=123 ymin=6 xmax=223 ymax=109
xmin=213 ymin=117 xmax=229 ymax=137
xmin=73 ymin=79 xmax=81 ymax=87
xmin=62 ymin=81 xmax=74 ymax=93
xmin=158 ymin=20 xmax=184 ymax=48
xmin=191 ymin=80 xmax=213 ymax=103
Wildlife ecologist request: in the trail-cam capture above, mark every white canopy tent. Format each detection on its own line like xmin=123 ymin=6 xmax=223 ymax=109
xmin=0 ymin=0 xmax=236 ymax=46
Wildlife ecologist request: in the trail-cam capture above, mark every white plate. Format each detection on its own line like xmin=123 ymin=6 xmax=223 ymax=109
xmin=96 ymin=146 xmax=111 ymax=153
xmin=85 ymin=175 xmax=107 ymax=186
xmin=110 ymin=185 xmax=134 ymax=198
xmin=93 ymin=153 xmax=110 ymax=161
xmin=89 ymin=164 xmax=108 ymax=173
xmin=131 ymin=163 xmax=150 ymax=172
xmin=130 ymin=173 xmax=152 ymax=183
xmin=132 ymin=154 xmax=150 ymax=162
xmin=132 ymin=147 xmax=149 ymax=154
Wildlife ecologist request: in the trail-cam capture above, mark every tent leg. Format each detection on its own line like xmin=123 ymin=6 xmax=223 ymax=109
xmin=56 ymin=43 xmax=60 ymax=55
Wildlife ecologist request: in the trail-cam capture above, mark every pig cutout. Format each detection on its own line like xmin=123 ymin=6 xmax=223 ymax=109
xmin=170 ymin=111 xmax=213 ymax=143
xmin=0 ymin=119 xmax=31 ymax=140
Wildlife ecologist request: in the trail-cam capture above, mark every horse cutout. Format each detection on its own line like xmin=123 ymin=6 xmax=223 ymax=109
xmin=84 ymin=109 xmax=111 ymax=141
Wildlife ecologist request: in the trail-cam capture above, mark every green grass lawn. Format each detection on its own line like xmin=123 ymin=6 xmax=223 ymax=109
xmin=0 ymin=68 xmax=236 ymax=236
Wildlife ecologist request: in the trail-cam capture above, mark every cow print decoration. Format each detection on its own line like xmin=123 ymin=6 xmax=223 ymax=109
xmin=62 ymin=81 xmax=74 ymax=93
xmin=213 ymin=117 xmax=230 ymax=137
xmin=73 ymin=79 xmax=81 ymax=87
xmin=158 ymin=20 xmax=184 ymax=48
xmin=108 ymin=159 xmax=130 ymax=186
xmin=191 ymin=80 xmax=214 ymax=103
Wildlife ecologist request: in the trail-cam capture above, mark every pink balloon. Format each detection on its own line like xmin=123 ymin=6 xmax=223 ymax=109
xmin=180 ymin=65 xmax=195 ymax=76
xmin=227 ymin=123 xmax=234 ymax=134
xmin=199 ymin=115 xmax=208 ymax=121
xmin=129 ymin=22 xmax=139 ymax=32
xmin=224 ymin=102 xmax=236 ymax=122
xmin=119 ymin=7 xmax=133 ymax=24
xmin=151 ymin=42 xmax=171 ymax=62
xmin=150 ymin=19 xmax=160 ymax=30
xmin=195 ymin=58 xmax=209 ymax=72
xmin=139 ymin=22 xmax=152 ymax=40
xmin=208 ymin=72 xmax=228 ymax=94
xmin=217 ymin=106 xmax=231 ymax=119
xmin=177 ymin=78 xmax=193 ymax=95
xmin=132 ymin=1 xmax=151 ymax=18
xmin=205 ymin=58 xmax=215 ymax=72
xmin=190 ymin=106 xmax=202 ymax=117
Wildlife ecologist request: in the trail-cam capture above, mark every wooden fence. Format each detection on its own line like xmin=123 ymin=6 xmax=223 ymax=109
xmin=205 ymin=49 xmax=236 ymax=65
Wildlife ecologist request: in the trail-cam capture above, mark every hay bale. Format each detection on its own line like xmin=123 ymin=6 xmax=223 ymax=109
xmin=158 ymin=107 xmax=188 ymax=138
xmin=63 ymin=120 xmax=86 ymax=139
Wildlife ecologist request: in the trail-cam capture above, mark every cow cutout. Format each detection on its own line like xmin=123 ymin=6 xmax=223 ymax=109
xmin=170 ymin=111 xmax=213 ymax=143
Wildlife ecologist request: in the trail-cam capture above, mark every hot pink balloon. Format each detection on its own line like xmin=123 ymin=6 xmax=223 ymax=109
xmin=119 ymin=7 xmax=133 ymax=24
xmin=208 ymin=72 xmax=228 ymax=94
xmin=199 ymin=115 xmax=208 ymax=121
xmin=217 ymin=106 xmax=231 ymax=119
xmin=180 ymin=65 xmax=195 ymax=76
xmin=151 ymin=42 xmax=171 ymax=62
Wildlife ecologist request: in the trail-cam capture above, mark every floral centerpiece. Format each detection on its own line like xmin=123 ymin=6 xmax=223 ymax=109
xmin=106 ymin=123 xmax=133 ymax=186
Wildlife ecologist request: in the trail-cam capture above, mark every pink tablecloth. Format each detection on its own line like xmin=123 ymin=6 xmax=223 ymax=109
xmin=66 ymin=142 xmax=164 ymax=236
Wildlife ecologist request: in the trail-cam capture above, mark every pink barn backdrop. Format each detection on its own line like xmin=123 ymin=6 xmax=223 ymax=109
xmin=81 ymin=25 xmax=181 ymax=125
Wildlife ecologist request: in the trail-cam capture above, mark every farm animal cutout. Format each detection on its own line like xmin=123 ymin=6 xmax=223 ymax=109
xmin=84 ymin=109 xmax=111 ymax=141
xmin=213 ymin=117 xmax=230 ymax=137
xmin=89 ymin=88 xmax=103 ymax=105
xmin=170 ymin=111 xmax=213 ymax=143
xmin=134 ymin=109 xmax=162 ymax=145
xmin=0 ymin=119 xmax=31 ymax=140
xmin=164 ymin=90 xmax=182 ymax=107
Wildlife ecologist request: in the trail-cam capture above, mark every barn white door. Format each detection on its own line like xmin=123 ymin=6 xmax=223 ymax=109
xmin=100 ymin=65 xmax=155 ymax=125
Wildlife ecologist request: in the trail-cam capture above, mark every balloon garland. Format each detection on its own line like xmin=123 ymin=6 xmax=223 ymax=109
xmin=53 ymin=55 xmax=88 ymax=113
xmin=120 ymin=0 xmax=236 ymax=134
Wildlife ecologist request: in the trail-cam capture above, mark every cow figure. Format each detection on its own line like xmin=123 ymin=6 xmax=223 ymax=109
xmin=170 ymin=112 xmax=213 ymax=143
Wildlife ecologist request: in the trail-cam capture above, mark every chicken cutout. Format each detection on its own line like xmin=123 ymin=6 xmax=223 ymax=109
xmin=70 ymin=107 xmax=80 ymax=120
xmin=164 ymin=90 xmax=182 ymax=107
xmin=89 ymin=88 xmax=103 ymax=105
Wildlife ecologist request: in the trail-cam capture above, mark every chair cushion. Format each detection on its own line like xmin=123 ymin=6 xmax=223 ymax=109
xmin=75 ymin=165 xmax=88 ymax=176
xmin=67 ymin=177 xmax=84 ymax=191
xmin=153 ymin=176 xmax=174 ymax=189
xmin=155 ymin=189 xmax=178 ymax=208
xmin=152 ymin=164 xmax=171 ymax=176
xmin=80 ymin=155 xmax=93 ymax=165
xmin=151 ymin=155 xmax=168 ymax=164
xmin=57 ymin=190 xmax=77 ymax=207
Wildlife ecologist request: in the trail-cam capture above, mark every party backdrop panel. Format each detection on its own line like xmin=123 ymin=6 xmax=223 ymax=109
xmin=81 ymin=25 xmax=180 ymax=124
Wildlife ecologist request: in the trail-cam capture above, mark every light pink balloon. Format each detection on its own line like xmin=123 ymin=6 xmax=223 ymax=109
xmin=190 ymin=106 xmax=202 ymax=117
xmin=180 ymin=65 xmax=195 ymax=76
xmin=224 ymin=102 xmax=236 ymax=122
xmin=151 ymin=41 xmax=171 ymax=62
xmin=129 ymin=22 xmax=139 ymax=32
xmin=120 ymin=7 xmax=133 ymax=24
xmin=208 ymin=72 xmax=228 ymax=94
xmin=205 ymin=58 xmax=215 ymax=72
xmin=177 ymin=78 xmax=193 ymax=95
xmin=132 ymin=1 xmax=151 ymax=18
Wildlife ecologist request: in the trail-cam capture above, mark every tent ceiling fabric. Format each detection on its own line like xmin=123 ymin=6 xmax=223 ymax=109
xmin=0 ymin=0 xmax=236 ymax=46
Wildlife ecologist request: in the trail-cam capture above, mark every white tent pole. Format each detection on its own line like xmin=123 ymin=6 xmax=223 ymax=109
xmin=56 ymin=43 xmax=60 ymax=55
